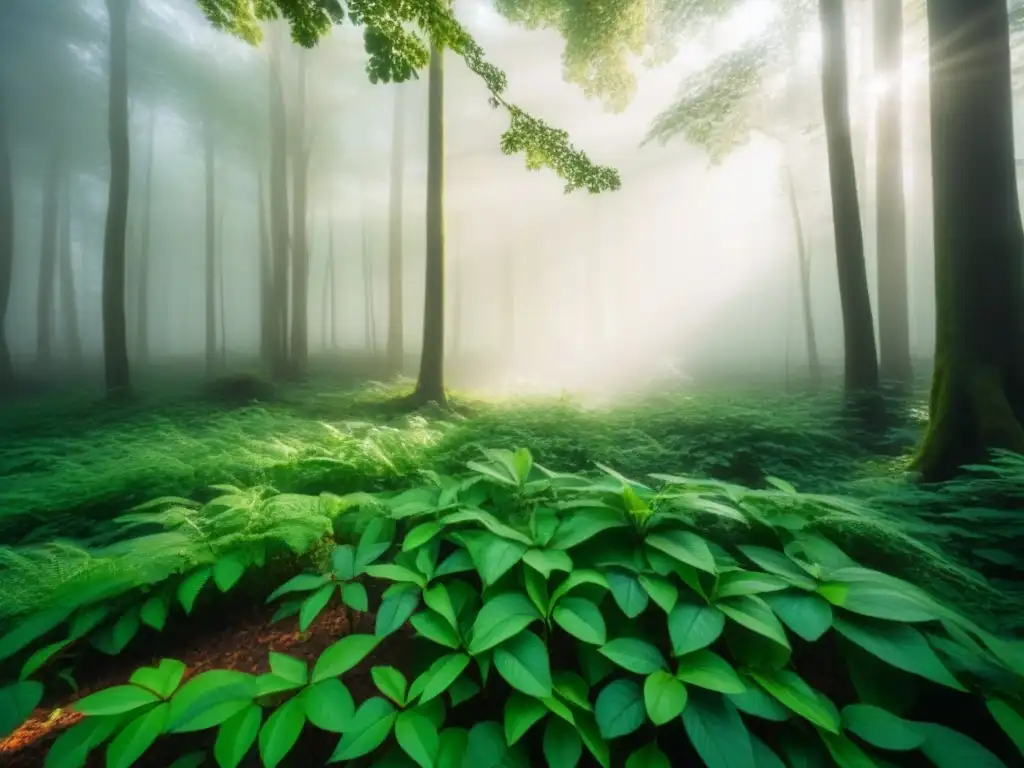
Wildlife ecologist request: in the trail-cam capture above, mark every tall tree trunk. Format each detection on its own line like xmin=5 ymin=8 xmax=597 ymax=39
xmin=412 ymin=43 xmax=447 ymax=406
xmin=58 ymin=175 xmax=82 ymax=367
xmin=874 ymin=0 xmax=911 ymax=385
xmin=387 ymin=84 xmax=405 ymax=376
xmin=0 ymin=82 xmax=13 ymax=388
xmin=819 ymin=0 xmax=879 ymax=394
xmin=362 ymin=216 xmax=377 ymax=355
xmin=289 ymin=51 xmax=310 ymax=378
xmin=36 ymin=141 xmax=61 ymax=372
xmin=219 ymin=210 xmax=226 ymax=368
xmin=257 ymin=171 xmax=273 ymax=366
xmin=915 ymin=0 xmax=1024 ymax=481
xmin=102 ymin=0 xmax=131 ymax=396
xmin=136 ymin=108 xmax=155 ymax=365
xmin=204 ymin=110 xmax=217 ymax=377
xmin=268 ymin=28 xmax=290 ymax=379
xmin=450 ymin=234 xmax=461 ymax=364
xmin=783 ymin=162 xmax=823 ymax=390
xmin=321 ymin=223 xmax=330 ymax=350
xmin=329 ymin=224 xmax=338 ymax=350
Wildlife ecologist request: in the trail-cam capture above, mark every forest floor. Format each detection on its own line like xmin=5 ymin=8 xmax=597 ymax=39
xmin=1 ymin=374 xmax=1022 ymax=764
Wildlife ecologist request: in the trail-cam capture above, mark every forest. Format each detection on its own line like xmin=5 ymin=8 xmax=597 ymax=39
xmin=0 ymin=0 xmax=1023 ymax=765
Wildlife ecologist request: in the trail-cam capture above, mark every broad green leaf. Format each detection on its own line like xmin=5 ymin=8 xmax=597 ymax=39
xmin=834 ymin=616 xmax=964 ymax=691
xmin=106 ymin=701 xmax=170 ymax=768
xmin=411 ymin=654 xmax=472 ymax=705
xmin=840 ymin=704 xmax=925 ymax=751
xmin=269 ymin=653 xmax=308 ymax=686
xmin=130 ymin=659 xmax=187 ymax=699
xmin=764 ymin=593 xmax=832 ymax=642
xmin=266 ymin=572 xmax=331 ymax=603
xmin=639 ymin=574 xmax=678 ymax=613
xmin=177 ymin=568 xmax=212 ymax=614
xmin=819 ymin=731 xmax=879 ymax=768
xmin=553 ymin=671 xmax=591 ymax=711
xmin=682 ymin=689 xmax=756 ymax=768
xmin=541 ymin=695 xmax=575 ymax=724
xmin=91 ymin=607 xmax=141 ymax=656
xmin=817 ymin=580 xmax=940 ymax=623
xmin=0 ymin=680 xmax=43 ymax=740
xmin=750 ymin=734 xmax=786 ymax=768
xmin=737 ymin=546 xmax=817 ymax=590
xmin=437 ymin=727 xmax=469 ymax=768
xmin=917 ymin=722 xmax=1009 ymax=768
xmin=258 ymin=695 xmax=306 ymax=768
xmin=729 ymin=685 xmax=790 ymax=722
xmin=626 ymin=742 xmax=670 ymax=768
xmin=463 ymin=720 xmax=514 ymax=767
xmin=140 ymin=596 xmax=170 ymax=632
xmin=342 ymin=582 xmax=369 ymax=612
xmin=395 ymin=709 xmax=440 ymax=768
xmin=424 ymin=583 xmax=460 ymax=630
xmin=331 ymin=544 xmax=356 ymax=580
xmin=376 ymin=587 xmax=421 ymax=637
xmin=676 ymin=650 xmax=746 ymax=694
xmin=594 ymin=679 xmax=645 ymax=739
xmin=523 ymin=549 xmax=573 ymax=578
xmin=0 ymin=606 xmax=72 ymax=663
xmin=74 ymin=685 xmax=160 ymax=716
xmin=461 ymin=531 xmax=529 ymax=586
xmin=575 ymin=711 xmax=611 ymax=768
xmin=365 ymin=563 xmax=427 ymax=587
xmin=214 ymin=704 xmax=262 ymax=768
xmin=717 ymin=597 xmax=790 ymax=649
xmin=644 ymin=670 xmax=688 ymax=725
xmin=468 ymin=592 xmax=541 ymax=655
xmin=300 ymin=584 xmax=336 ymax=631
xmin=373 ymin=667 xmax=409 ymax=707
xmin=987 ymin=699 xmax=1024 ymax=757
xmin=550 ymin=569 xmax=610 ymax=606
xmin=552 ymin=597 xmax=607 ymax=645
xmin=599 ymin=638 xmax=666 ymax=675
xmin=444 ymin=508 xmax=533 ymax=545
xmin=167 ymin=670 xmax=258 ymax=732
xmin=448 ymin=676 xmax=480 ymax=707
xmin=411 ymin=611 xmax=462 ymax=649
xmin=715 ymin=571 xmax=790 ymax=600
xmin=303 ymin=679 xmax=355 ymax=733
xmin=646 ymin=530 xmax=717 ymax=574
xmin=750 ymin=670 xmax=839 ymax=733
xmin=20 ymin=640 xmax=72 ymax=681
xmin=669 ymin=601 xmax=725 ymax=657
xmin=606 ymin=570 xmax=649 ymax=618
xmin=494 ymin=630 xmax=553 ymax=698
xmin=213 ymin=556 xmax=246 ymax=592
xmin=504 ymin=693 xmax=547 ymax=745
xmin=543 ymin=716 xmax=582 ymax=768
xmin=329 ymin=697 xmax=397 ymax=761
xmin=435 ymin=549 xmax=475 ymax=578
xmin=355 ymin=517 xmax=395 ymax=571
xmin=549 ymin=508 xmax=628 ymax=550
xmin=524 ymin=566 xmax=550 ymax=616
xmin=404 ymin=522 xmax=445 ymax=551
xmin=312 ymin=634 xmax=382 ymax=683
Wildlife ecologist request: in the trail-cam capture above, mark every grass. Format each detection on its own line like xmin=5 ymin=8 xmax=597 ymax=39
xmin=0 ymin=375 xmax=1021 ymax=636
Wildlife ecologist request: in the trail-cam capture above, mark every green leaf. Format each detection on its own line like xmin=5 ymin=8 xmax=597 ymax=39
xmin=373 ymin=667 xmax=409 ymax=707
xmin=0 ymin=680 xmax=44 ymax=739
xmin=543 ymin=716 xmax=582 ymax=768
xmin=355 ymin=517 xmax=395 ymax=570
xmin=819 ymin=731 xmax=879 ymax=768
xmin=644 ymin=670 xmax=688 ymax=725
xmin=437 ymin=726 xmax=469 ymax=768
xmin=20 ymin=639 xmax=72 ymax=681
xmin=73 ymin=685 xmax=161 ymax=716
xmin=177 ymin=568 xmax=212 ymax=614
xmin=681 ymin=689 xmax=756 ymax=768
xmin=549 ymin=508 xmax=628 ymax=550
xmin=606 ymin=570 xmax=649 ymax=618
xmin=763 ymin=593 xmax=832 ymax=642
xmin=258 ymin=695 xmax=306 ymax=768
xmin=504 ymin=692 xmax=547 ymax=745
xmin=68 ymin=604 xmax=112 ymax=640
xmin=833 ymin=616 xmax=964 ymax=690
xmin=329 ymin=697 xmax=397 ymax=761
xmin=130 ymin=659 xmax=187 ymax=699
xmin=0 ymin=606 xmax=71 ymax=663
xmin=717 ymin=597 xmax=790 ymax=649
xmin=468 ymin=592 xmax=541 ymax=655
xmin=676 ymin=650 xmax=746 ymax=694
xmin=575 ymin=711 xmax=611 ymax=768
xmin=448 ymin=676 xmax=480 ymax=707
xmin=140 ymin=595 xmax=170 ymax=632
xmin=266 ymin=572 xmax=332 ymax=603
xmin=599 ymin=638 xmax=666 ymax=675
xmin=553 ymin=671 xmax=591 ymax=711
xmin=917 ymin=722 xmax=1009 ymax=768
xmin=639 ymin=574 xmax=678 ymax=613
xmin=646 ymin=530 xmax=717 ymax=574
xmin=750 ymin=734 xmax=786 ymax=768
xmin=299 ymin=584 xmax=336 ymax=632
xmin=214 ymin=704 xmax=262 ymax=768
xmin=411 ymin=611 xmax=462 ymax=649
xmin=550 ymin=569 xmax=610 ymax=606
xmin=524 ymin=566 xmax=551 ymax=616
xmin=552 ymin=597 xmax=607 ymax=646
xmin=750 ymin=670 xmax=839 ymax=733
xmin=213 ymin=556 xmax=247 ymax=592
xmin=728 ymin=686 xmax=790 ymax=722
xmin=269 ymin=652 xmax=308 ymax=686
xmin=90 ymin=606 xmax=141 ymax=657
xmin=411 ymin=654 xmax=472 ymax=705
xmin=494 ymin=630 xmax=553 ymax=698
xmin=987 ymin=699 xmax=1024 ymax=757
xmin=626 ymin=742 xmax=670 ymax=768
xmin=594 ymin=679 xmax=645 ymax=739
xmin=312 ymin=634 xmax=382 ymax=683
xmin=106 ymin=701 xmax=170 ymax=768
xmin=303 ymin=679 xmax=355 ymax=733
xmin=460 ymin=531 xmax=529 ymax=586
xmin=737 ymin=546 xmax=817 ymax=590
xmin=424 ymin=583 xmax=460 ymax=630
xmin=817 ymin=576 xmax=942 ymax=623
xmin=342 ymin=582 xmax=369 ymax=612
xmin=404 ymin=522 xmax=444 ymax=552
xmin=377 ymin=585 xmax=421 ymax=638
xmin=715 ymin=571 xmax=790 ymax=600
xmin=395 ymin=709 xmax=440 ymax=768
xmin=669 ymin=601 xmax=726 ymax=657
xmin=365 ymin=563 xmax=428 ymax=588
xmin=840 ymin=704 xmax=925 ymax=751
xmin=167 ymin=670 xmax=258 ymax=733
xmin=463 ymin=720 xmax=514 ymax=767
xmin=524 ymin=549 xmax=573 ymax=578
xmin=435 ymin=549 xmax=475 ymax=578
xmin=330 ymin=544 xmax=356 ymax=580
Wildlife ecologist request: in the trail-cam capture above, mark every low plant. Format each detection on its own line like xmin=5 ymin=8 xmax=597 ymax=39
xmin=20 ymin=448 xmax=1022 ymax=767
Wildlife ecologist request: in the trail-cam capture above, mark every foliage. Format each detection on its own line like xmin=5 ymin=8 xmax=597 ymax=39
xmin=10 ymin=448 xmax=1022 ymax=766
xmin=192 ymin=0 xmax=620 ymax=193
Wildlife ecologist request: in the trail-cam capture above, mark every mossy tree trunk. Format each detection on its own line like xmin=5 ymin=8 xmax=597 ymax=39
xmin=915 ymin=0 xmax=1024 ymax=481
xmin=412 ymin=42 xmax=447 ymax=406
xmin=387 ymin=84 xmax=405 ymax=376
xmin=102 ymin=0 xmax=131 ymax=396
xmin=0 ymin=81 xmax=13 ymax=388
xmin=819 ymin=0 xmax=880 ymax=395
xmin=874 ymin=0 xmax=912 ymax=386
xmin=36 ymin=140 xmax=61 ymax=373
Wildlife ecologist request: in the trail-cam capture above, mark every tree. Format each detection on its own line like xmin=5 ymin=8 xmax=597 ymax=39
xmin=58 ymin=176 xmax=82 ymax=367
xmin=289 ymin=49 xmax=311 ymax=378
xmin=135 ymin=109 xmax=155 ymax=366
xmin=915 ymin=0 xmax=1024 ymax=480
xmin=203 ymin=106 xmax=218 ymax=377
xmin=36 ymin=140 xmax=61 ymax=372
xmin=267 ymin=26 xmax=291 ymax=379
xmin=102 ymin=0 xmax=131 ymax=396
xmin=0 ymin=81 xmax=13 ymax=388
xmin=386 ymin=84 xmax=406 ymax=376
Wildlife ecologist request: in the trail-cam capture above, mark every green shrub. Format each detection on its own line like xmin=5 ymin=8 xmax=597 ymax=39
xmin=14 ymin=448 xmax=1022 ymax=767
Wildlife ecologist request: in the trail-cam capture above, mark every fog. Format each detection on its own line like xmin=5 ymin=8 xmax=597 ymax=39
xmin=0 ymin=0 xmax=997 ymax=398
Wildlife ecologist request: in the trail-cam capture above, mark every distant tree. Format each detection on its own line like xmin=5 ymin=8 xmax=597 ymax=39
xmin=915 ymin=0 xmax=1024 ymax=480
xmin=58 ymin=177 xmax=82 ymax=367
xmin=361 ymin=212 xmax=378 ymax=355
xmin=135 ymin=109 xmax=156 ymax=366
xmin=267 ymin=26 xmax=291 ymax=379
xmin=0 ymin=82 xmax=13 ymax=388
xmin=289 ymin=50 xmax=312 ymax=378
xmin=386 ymin=84 xmax=406 ymax=376
xmin=203 ymin=104 xmax=218 ymax=377
xmin=36 ymin=139 xmax=61 ymax=372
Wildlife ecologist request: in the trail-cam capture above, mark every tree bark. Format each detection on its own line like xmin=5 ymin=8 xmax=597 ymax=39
xmin=412 ymin=43 xmax=447 ymax=406
xmin=102 ymin=0 xmax=131 ymax=396
xmin=136 ymin=108 xmax=155 ymax=366
xmin=0 ymin=81 xmax=14 ymax=388
xmin=219 ymin=210 xmax=226 ymax=368
xmin=915 ymin=0 xmax=1024 ymax=481
xmin=36 ymin=141 xmax=61 ymax=372
xmin=818 ymin=0 xmax=879 ymax=394
xmin=782 ymin=162 xmax=823 ymax=390
xmin=362 ymin=215 xmax=377 ymax=355
xmin=874 ymin=0 xmax=911 ymax=386
xmin=289 ymin=51 xmax=310 ymax=378
xmin=387 ymin=84 xmax=406 ymax=376
xmin=268 ymin=28 xmax=290 ymax=379
xmin=257 ymin=171 xmax=273 ymax=366
xmin=58 ymin=174 xmax=82 ymax=367
xmin=204 ymin=109 xmax=217 ymax=377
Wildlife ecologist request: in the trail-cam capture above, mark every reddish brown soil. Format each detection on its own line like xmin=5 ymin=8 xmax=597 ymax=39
xmin=0 ymin=602 xmax=406 ymax=767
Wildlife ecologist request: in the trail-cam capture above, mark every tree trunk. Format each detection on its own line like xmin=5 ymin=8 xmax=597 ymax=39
xmin=329 ymin=220 xmax=338 ymax=350
xmin=102 ymin=0 xmax=131 ymax=396
xmin=204 ymin=110 xmax=217 ymax=377
xmin=915 ymin=0 xmax=1024 ymax=481
xmin=362 ymin=216 xmax=377 ymax=355
xmin=874 ymin=0 xmax=912 ymax=386
xmin=36 ymin=142 xmax=61 ymax=372
xmin=289 ymin=51 xmax=310 ymax=378
xmin=257 ymin=171 xmax=273 ymax=367
xmin=321 ymin=223 xmax=330 ymax=350
xmin=450 ymin=234 xmax=462 ymax=364
xmin=268 ymin=28 xmax=290 ymax=379
xmin=0 ymin=81 xmax=13 ymax=388
xmin=58 ymin=175 xmax=82 ymax=367
xmin=136 ymin=108 xmax=155 ymax=366
xmin=387 ymin=84 xmax=405 ymax=376
xmin=412 ymin=43 xmax=447 ymax=406
xmin=219 ymin=210 xmax=226 ymax=368
xmin=818 ymin=0 xmax=879 ymax=394
xmin=782 ymin=162 xmax=823 ymax=390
